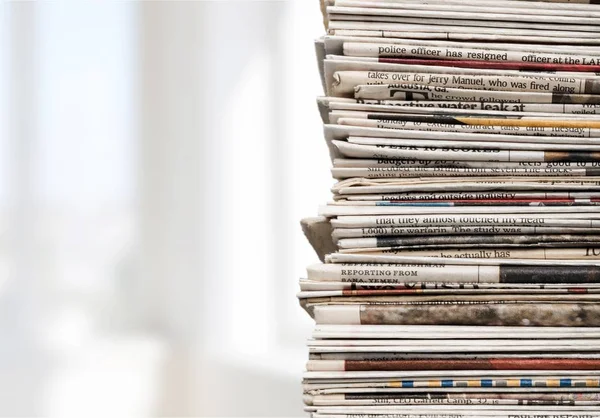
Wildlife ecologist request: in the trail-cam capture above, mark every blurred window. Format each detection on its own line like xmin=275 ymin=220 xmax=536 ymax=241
xmin=0 ymin=1 xmax=327 ymax=416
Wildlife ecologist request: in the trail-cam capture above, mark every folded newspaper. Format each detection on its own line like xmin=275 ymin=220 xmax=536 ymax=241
xmin=301 ymin=1 xmax=600 ymax=417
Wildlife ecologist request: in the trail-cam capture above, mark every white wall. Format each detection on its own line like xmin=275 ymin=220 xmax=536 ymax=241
xmin=0 ymin=1 xmax=328 ymax=416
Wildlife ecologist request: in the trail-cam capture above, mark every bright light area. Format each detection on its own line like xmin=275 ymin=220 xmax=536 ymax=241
xmin=0 ymin=1 xmax=326 ymax=416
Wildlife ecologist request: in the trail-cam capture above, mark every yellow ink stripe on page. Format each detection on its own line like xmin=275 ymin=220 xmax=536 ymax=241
xmin=455 ymin=117 xmax=600 ymax=129
xmin=586 ymin=379 xmax=600 ymax=387
xmin=428 ymin=380 xmax=442 ymax=388
xmin=506 ymin=379 xmax=521 ymax=387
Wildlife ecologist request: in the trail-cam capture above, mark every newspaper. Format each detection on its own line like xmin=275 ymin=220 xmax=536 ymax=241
xmin=307 ymin=262 xmax=600 ymax=283
xmin=312 ymin=324 xmax=600 ymax=339
xmin=332 ymin=192 xmax=600 ymax=205
xmin=328 ymin=6 xmax=600 ymax=25
xmin=327 ymin=252 xmax=600 ymax=266
xmin=311 ymin=352 xmax=600 ymax=360
xmin=323 ymin=35 xmax=600 ymax=55
xmin=331 ymin=167 xmax=600 ymax=179
xmin=335 ymin=132 xmax=600 ymax=147
xmin=323 ymin=125 xmax=600 ymax=151
xmin=329 ymin=111 xmax=600 ymax=125
xmin=333 ymin=225 xmax=599 ymax=237
xmin=331 ymin=70 xmax=600 ymax=96
xmin=302 ymin=368 xmax=600 ymax=378
xmin=336 ymin=118 xmax=600 ymax=138
xmin=328 ymin=107 xmax=600 ymax=120
xmin=375 ymin=57 xmax=600 ymax=73
xmin=309 ymin=405 xmax=600 ymax=414
xmin=310 ymin=303 xmax=600 ymax=326
xmin=311 ymin=412 xmax=600 ymax=418
xmin=300 ymin=278 xmax=600 ymax=291
xmin=336 ymin=234 xmax=600 ymax=250
xmin=329 ymin=0 xmax=600 ymax=11
xmin=330 ymin=213 xmax=600 ymax=228
xmin=299 ymin=287 xmax=600 ymax=297
xmin=321 ymin=201 xmax=600 ymax=213
xmin=306 ymin=358 xmax=600 ymax=371
xmin=323 ymin=54 xmax=600 ymax=79
xmin=320 ymin=55 xmax=600 ymax=97
xmin=332 ymin=140 xmax=600 ymax=162
xmin=324 ymin=99 xmax=600 ymax=117
xmin=308 ymin=339 xmax=600 ymax=348
xmin=310 ymin=391 xmax=600 ymax=406
xmin=332 ymin=1 xmax=600 ymax=17
xmin=304 ymin=294 xmax=600 ymax=306
xmin=353 ymin=84 xmax=600 ymax=104
xmin=329 ymin=13 xmax=600 ymax=33
xmin=329 ymin=20 xmax=600 ymax=40
xmin=344 ymin=136 xmax=600 ymax=151
xmin=312 ymin=412 xmax=600 ymax=418
xmin=333 ymin=1 xmax=600 ymax=17
xmin=333 ymin=158 xmax=600 ymax=169
xmin=328 ymin=7 xmax=600 ymax=29
xmin=331 ymin=28 xmax=600 ymax=45
xmin=343 ymin=41 xmax=600 ymax=62
xmin=331 ymin=114 xmax=600 ymax=135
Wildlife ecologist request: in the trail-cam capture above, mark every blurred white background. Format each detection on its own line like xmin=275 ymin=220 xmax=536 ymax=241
xmin=0 ymin=1 xmax=331 ymax=416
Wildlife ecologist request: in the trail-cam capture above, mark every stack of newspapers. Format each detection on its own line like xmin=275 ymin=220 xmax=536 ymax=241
xmin=299 ymin=0 xmax=600 ymax=417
